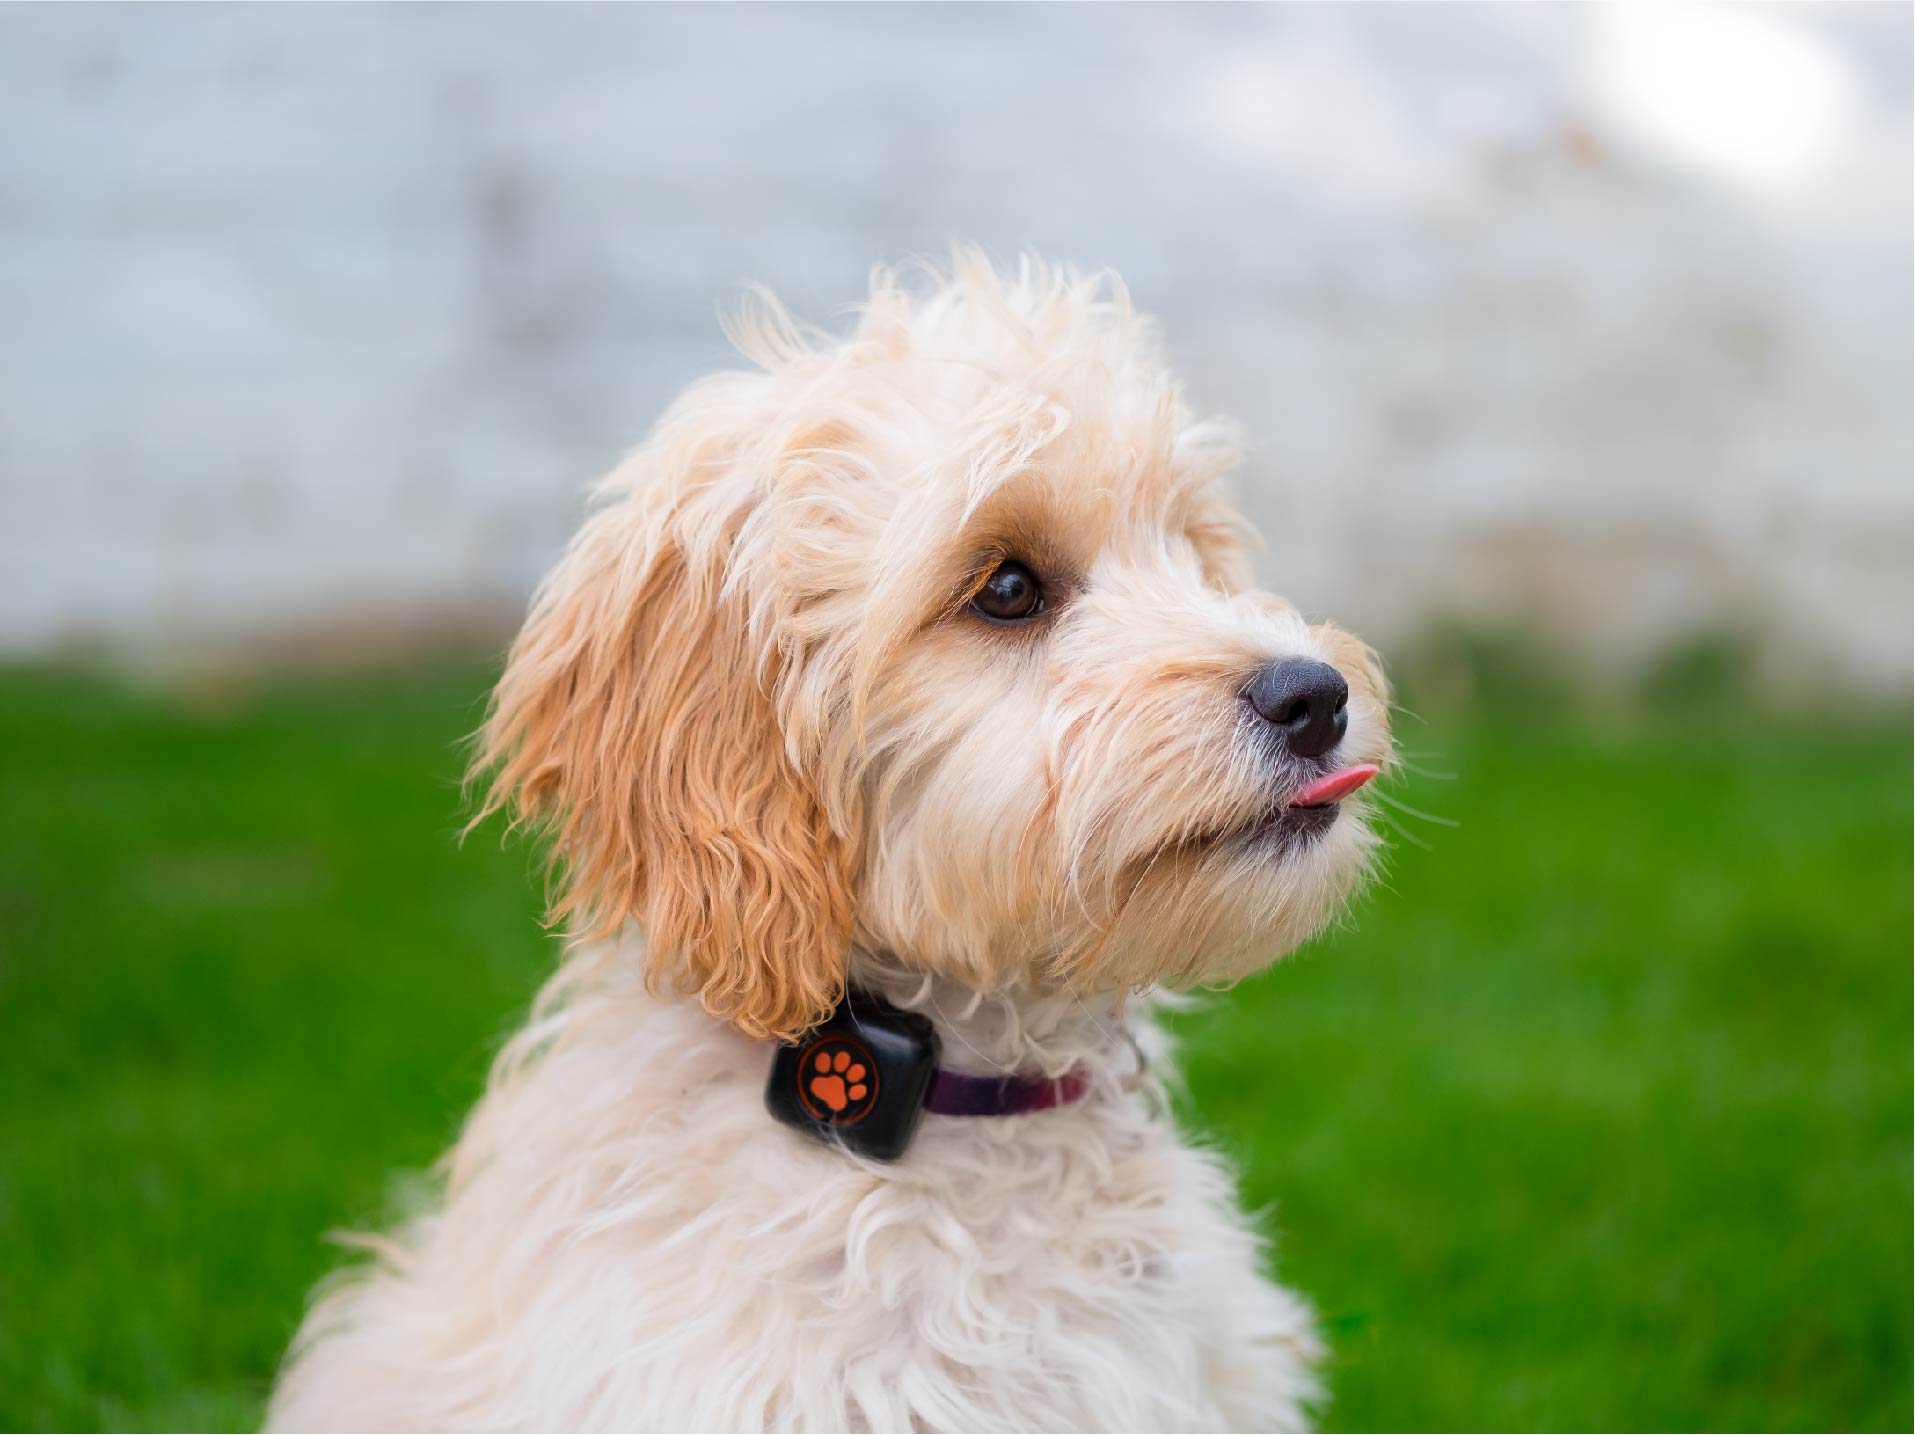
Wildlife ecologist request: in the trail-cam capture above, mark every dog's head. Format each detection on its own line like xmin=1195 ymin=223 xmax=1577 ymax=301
xmin=475 ymin=255 xmax=1392 ymax=1039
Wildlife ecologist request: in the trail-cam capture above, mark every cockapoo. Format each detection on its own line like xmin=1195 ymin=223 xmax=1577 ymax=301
xmin=269 ymin=253 xmax=1392 ymax=1433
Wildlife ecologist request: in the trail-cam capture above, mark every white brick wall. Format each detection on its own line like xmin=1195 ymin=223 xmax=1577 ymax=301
xmin=2 ymin=4 xmax=1908 ymax=687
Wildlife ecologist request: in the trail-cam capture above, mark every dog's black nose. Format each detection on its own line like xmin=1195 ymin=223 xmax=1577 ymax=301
xmin=1246 ymin=658 xmax=1349 ymax=758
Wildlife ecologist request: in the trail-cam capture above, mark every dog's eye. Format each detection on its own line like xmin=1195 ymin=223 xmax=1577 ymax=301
xmin=970 ymin=561 xmax=1044 ymax=623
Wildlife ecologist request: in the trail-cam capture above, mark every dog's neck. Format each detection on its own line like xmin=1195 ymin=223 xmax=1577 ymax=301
xmin=846 ymin=950 xmax=1154 ymax=1083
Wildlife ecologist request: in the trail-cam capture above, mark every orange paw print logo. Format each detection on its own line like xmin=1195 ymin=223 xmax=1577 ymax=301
xmin=796 ymin=1038 xmax=878 ymax=1124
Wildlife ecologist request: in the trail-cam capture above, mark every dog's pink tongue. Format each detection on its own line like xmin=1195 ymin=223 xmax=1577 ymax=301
xmin=1289 ymin=764 xmax=1380 ymax=808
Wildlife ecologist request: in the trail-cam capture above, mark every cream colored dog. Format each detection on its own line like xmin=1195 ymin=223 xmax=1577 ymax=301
xmin=269 ymin=254 xmax=1392 ymax=1433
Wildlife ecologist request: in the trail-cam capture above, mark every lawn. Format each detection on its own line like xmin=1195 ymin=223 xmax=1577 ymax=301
xmin=0 ymin=656 xmax=1908 ymax=1431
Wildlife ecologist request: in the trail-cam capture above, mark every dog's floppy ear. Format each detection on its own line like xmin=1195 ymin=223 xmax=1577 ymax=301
xmin=472 ymin=421 xmax=857 ymax=1041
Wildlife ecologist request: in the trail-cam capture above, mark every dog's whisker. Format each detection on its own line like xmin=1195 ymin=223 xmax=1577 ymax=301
xmin=1394 ymin=759 xmax=1457 ymax=781
xmin=1373 ymin=791 xmax=1459 ymax=828
xmin=1387 ymin=701 xmax=1434 ymax=729
xmin=1377 ymin=815 xmax=1436 ymax=852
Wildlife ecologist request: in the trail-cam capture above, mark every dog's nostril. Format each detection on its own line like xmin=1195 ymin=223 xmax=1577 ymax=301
xmin=1246 ymin=658 xmax=1350 ymax=760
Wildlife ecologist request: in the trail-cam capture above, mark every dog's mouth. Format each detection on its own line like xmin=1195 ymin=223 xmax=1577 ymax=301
xmin=1289 ymin=765 xmax=1380 ymax=809
xmin=1160 ymin=763 xmax=1382 ymax=861
xmin=1238 ymin=763 xmax=1381 ymax=848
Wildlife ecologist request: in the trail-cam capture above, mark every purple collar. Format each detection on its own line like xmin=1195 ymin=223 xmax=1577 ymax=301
xmin=925 ymin=1066 xmax=1089 ymax=1117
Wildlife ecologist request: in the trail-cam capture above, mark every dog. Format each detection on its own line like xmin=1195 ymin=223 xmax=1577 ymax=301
xmin=268 ymin=253 xmax=1392 ymax=1433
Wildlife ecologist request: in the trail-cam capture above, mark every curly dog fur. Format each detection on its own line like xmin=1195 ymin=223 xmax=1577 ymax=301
xmin=270 ymin=252 xmax=1392 ymax=1432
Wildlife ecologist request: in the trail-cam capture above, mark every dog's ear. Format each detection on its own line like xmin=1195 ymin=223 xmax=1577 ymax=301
xmin=472 ymin=431 xmax=857 ymax=1042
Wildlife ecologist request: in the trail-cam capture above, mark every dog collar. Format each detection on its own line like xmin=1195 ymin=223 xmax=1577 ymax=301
xmin=764 ymin=989 xmax=1089 ymax=1161
xmin=925 ymin=1065 xmax=1088 ymax=1117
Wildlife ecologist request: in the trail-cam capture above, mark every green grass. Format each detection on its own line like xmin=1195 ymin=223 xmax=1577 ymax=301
xmin=0 ymin=659 xmax=1907 ymax=1431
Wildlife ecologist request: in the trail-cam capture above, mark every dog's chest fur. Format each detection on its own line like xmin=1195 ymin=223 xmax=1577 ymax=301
xmin=269 ymin=945 xmax=1320 ymax=1432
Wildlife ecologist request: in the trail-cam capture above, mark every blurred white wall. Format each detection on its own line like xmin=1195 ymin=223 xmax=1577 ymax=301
xmin=2 ymin=3 xmax=1908 ymax=688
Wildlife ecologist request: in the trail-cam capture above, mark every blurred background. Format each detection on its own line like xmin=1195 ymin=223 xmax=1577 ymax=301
xmin=1 ymin=5 xmax=1908 ymax=1431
